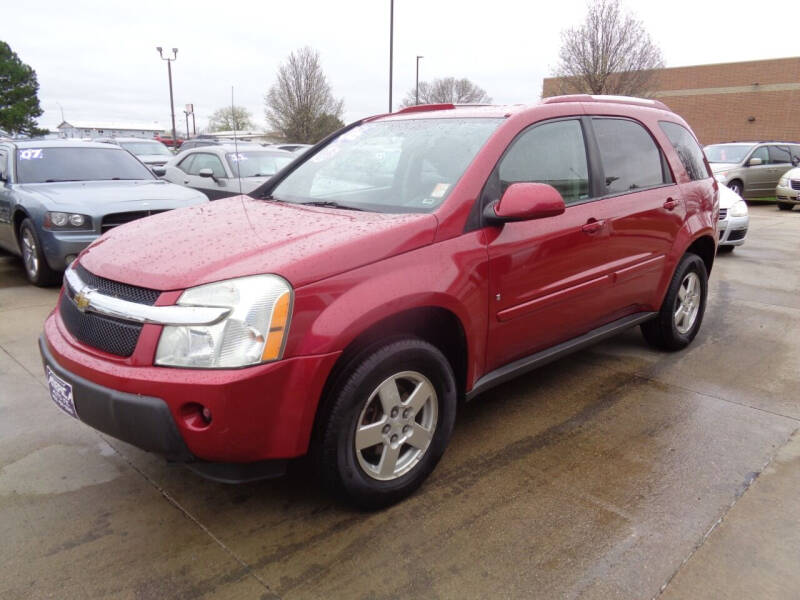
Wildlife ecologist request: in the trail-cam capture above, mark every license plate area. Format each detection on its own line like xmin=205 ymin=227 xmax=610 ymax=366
xmin=46 ymin=365 xmax=78 ymax=419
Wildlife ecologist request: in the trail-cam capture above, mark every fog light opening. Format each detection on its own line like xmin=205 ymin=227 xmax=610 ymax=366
xmin=180 ymin=402 xmax=212 ymax=430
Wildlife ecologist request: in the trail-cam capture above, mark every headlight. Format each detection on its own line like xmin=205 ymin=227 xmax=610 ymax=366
xmin=729 ymin=200 xmax=748 ymax=218
xmin=155 ymin=275 xmax=293 ymax=368
xmin=779 ymin=176 xmax=789 ymax=187
xmin=44 ymin=211 xmax=91 ymax=230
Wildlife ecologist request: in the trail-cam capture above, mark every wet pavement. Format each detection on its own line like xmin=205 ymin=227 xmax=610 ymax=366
xmin=1 ymin=204 xmax=799 ymax=599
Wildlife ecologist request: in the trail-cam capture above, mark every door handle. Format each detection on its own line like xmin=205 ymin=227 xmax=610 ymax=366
xmin=663 ymin=198 xmax=678 ymax=210
xmin=581 ymin=219 xmax=604 ymax=234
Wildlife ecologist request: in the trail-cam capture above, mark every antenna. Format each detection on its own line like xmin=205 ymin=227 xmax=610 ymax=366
xmin=231 ymin=86 xmax=243 ymax=196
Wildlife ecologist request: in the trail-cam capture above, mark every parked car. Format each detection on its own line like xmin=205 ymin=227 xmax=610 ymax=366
xmin=95 ymin=137 xmax=173 ymax=170
xmin=39 ymin=97 xmax=717 ymax=508
xmin=270 ymin=143 xmax=313 ymax=154
xmin=162 ymin=145 xmax=294 ymax=199
xmin=704 ymin=141 xmax=800 ymax=198
xmin=0 ymin=140 xmax=208 ymax=285
xmin=717 ymin=185 xmax=749 ymax=252
xmin=775 ymin=167 xmax=800 ymax=210
xmin=155 ymin=133 xmax=183 ymax=148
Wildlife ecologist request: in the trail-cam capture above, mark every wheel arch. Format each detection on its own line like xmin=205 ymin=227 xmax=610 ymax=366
xmin=12 ymin=208 xmax=31 ymax=249
xmin=685 ymin=234 xmax=716 ymax=276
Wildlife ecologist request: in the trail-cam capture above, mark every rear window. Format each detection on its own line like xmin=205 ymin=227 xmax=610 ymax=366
xmin=592 ymin=118 xmax=667 ymax=194
xmin=16 ymin=147 xmax=154 ymax=183
xmin=659 ymin=121 xmax=709 ymax=181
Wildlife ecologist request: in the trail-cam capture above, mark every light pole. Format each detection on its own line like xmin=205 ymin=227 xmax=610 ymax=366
xmin=416 ymin=56 xmax=424 ymax=105
xmin=156 ymin=47 xmax=178 ymax=146
xmin=388 ymin=0 xmax=394 ymax=112
xmin=183 ymin=110 xmax=190 ymax=140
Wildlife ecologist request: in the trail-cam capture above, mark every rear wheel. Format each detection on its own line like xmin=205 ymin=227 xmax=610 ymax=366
xmin=641 ymin=253 xmax=708 ymax=351
xmin=777 ymin=202 xmax=793 ymax=211
xmin=19 ymin=219 xmax=60 ymax=287
xmin=317 ymin=338 xmax=456 ymax=509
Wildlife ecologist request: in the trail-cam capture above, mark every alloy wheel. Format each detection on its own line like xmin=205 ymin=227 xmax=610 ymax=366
xmin=21 ymin=228 xmax=39 ymax=279
xmin=354 ymin=371 xmax=438 ymax=481
xmin=674 ymin=271 xmax=701 ymax=334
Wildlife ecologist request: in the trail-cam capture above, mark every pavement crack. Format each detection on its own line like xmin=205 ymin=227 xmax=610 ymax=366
xmin=100 ymin=437 xmax=281 ymax=599
xmin=0 ymin=342 xmax=46 ymax=387
xmin=652 ymin=426 xmax=799 ymax=599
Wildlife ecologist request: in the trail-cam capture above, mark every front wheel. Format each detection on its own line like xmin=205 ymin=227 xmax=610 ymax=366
xmin=641 ymin=253 xmax=708 ymax=351
xmin=728 ymin=181 xmax=743 ymax=195
xmin=777 ymin=202 xmax=793 ymax=211
xmin=317 ymin=338 xmax=457 ymax=509
xmin=19 ymin=218 xmax=60 ymax=287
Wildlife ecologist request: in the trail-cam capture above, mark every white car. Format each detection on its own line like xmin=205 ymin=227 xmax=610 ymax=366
xmin=776 ymin=167 xmax=800 ymax=211
xmin=718 ymin=185 xmax=749 ymax=253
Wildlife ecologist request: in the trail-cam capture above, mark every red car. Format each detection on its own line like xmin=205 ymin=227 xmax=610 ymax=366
xmin=40 ymin=96 xmax=718 ymax=507
xmin=154 ymin=134 xmax=183 ymax=148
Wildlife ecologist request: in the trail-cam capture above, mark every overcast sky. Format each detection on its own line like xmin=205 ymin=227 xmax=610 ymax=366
xmin=5 ymin=0 xmax=799 ymax=134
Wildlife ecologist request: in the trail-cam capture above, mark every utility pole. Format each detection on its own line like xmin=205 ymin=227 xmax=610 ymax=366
xmin=156 ymin=47 xmax=178 ymax=146
xmin=389 ymin=0 xmax=394 ymax=112
xmin=416 ymin=56 xmax=424 ymax=105
xmin=183 ymin=110 xmax=190 ymax=140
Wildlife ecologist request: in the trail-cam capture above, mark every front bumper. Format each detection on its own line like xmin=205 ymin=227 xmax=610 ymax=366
xmin=39 ymin=229 xmax=99 ymax=271
xmin=775 ymin=184 xmax=800 ymax=204
xmin=718 ymin=214 xmax=749 ymax=246
xmin=42 ymin=312 xmax=340 ymax=466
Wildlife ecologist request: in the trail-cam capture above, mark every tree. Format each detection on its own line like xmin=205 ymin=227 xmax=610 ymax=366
xmin=265 ymin=47 xmax=344 ymax=144
xmin=549 ymin=0 xmax=664 ymax=97
xmin=208 ymin=105 xmax=254 ymax=131
xmin=400 ymin=77 xmax=491 ymax=107
xmin=0 ymin=41 xmax=45 ymax=136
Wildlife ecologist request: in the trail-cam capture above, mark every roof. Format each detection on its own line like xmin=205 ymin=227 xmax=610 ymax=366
xmin=180 ymin=144 xmax=292 ymax=155
xmin=94 ymin=137 xmax=167 ymax=144
xmin=57 ymin=120 xmax=163 ymax=131
xmin=6 ymin=139 xmax=125 ymax=149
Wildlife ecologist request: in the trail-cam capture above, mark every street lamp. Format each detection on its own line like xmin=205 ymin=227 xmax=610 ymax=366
xmin=156 ymin=46 xmax=178 ymax=147
xmin=416 ymin=56 xmax=424 ymax=105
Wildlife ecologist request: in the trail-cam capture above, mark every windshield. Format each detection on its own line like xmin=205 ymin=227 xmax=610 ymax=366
xmin=270 ymin=117 xmax=503 ymax=213
xmin=704 ymin=144 xmax=755 ymax=164
xmin=16 ymin=147 xmax=156 ymax=183
xmin=119 ymin=141 xmax=172 ymax=156
xmin=226 ymin=151 xmax=294 ymax=178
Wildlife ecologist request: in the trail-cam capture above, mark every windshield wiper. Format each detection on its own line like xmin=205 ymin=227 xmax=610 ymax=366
xmin=44 ymin=179 xmax=81 ymax=182
xmin=298 ymin=200 xmax=365 ymax=211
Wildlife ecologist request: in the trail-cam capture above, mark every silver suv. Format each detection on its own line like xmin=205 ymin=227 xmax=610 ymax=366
xmin=704 ymin=142 xmax=800 ymax=198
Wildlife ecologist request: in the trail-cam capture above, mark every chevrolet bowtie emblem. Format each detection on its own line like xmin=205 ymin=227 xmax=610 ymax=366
xmin=74 ymin=291 xmax=90 ymax=312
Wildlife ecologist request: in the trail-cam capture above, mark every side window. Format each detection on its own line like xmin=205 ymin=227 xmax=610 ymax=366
xmin=659 ymin=121 xmax=709 ymax=181
xmin=768 ymin=145 xmax=791 ymax=165
xmin=177 ymin=154 xmax=195 ymax=173
xmin=593 ymin=118 xmax=666 ymax=194
xmin=0 ymin=151 xmax=7 ymax=181
xmin=790 ymin=145 xmax=800 ymax=164
xmin=750 ymin=146 xmax=768 ymax=164
xmin=497 ymin=119 xmax=590 ymax=205
xmin=188 ymin=153 xmax=226 ymax=178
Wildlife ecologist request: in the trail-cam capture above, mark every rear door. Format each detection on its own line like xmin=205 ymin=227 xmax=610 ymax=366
xmin=0 ymin=148 xmax=15 ymax=250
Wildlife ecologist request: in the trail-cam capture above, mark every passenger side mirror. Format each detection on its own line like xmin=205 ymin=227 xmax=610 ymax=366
xmin=151 ymin=166 xmax=166 ymax=177
xmin=747 ymin=157 xmax=763 ymax=166
xmin=483 ymin=182 xmax=566 ymax=224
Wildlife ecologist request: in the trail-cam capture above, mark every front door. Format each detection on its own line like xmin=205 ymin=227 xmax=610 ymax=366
xmin=183 ymin=152 xmax=233 ymax=200
xmin=743 ymin=146 xmax=772 ymax=197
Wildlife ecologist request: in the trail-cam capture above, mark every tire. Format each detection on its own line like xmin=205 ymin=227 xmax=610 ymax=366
xmin=641 ymin=253 xmax=708 ymax=351
xmin=317 ymin=338 xmax=457 ymax=509
xmin=717 ymin=245 xmax=735 ymax=253
xmin=777 ymin=202 xmax=793 ymax=211
xmin=728 ymin=180 xmax=743 ymax=195
xmin=18 ymin=218 xmax=60 ymax=287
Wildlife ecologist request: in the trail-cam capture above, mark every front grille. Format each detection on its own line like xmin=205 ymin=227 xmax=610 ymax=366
xmin=60 ymin=265 xmax=162 ymax=357
xmin=59 ymin=292 xmax=142 ymax=357
xmin=73 ymin=263 xmax=159 ymax=305
xmin=728 ymin=229 xmax=747 ymax=241
xmin=791 ymin=180 xmax=800 ymax=191
xmin=101 ymin=210 xmax=167 ymax=234
xmin=719 ymin=208 xmax=728 ymax=220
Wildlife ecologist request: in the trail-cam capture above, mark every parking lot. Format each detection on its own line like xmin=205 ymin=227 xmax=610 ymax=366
xmin=0 ymin=204 xmax=797 ymax=599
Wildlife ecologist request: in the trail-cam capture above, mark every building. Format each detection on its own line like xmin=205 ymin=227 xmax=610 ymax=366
xmin=542 ymin=57 xmax=800 ymax=145
xmin=56 ymin=120 xmax=163 ymax=139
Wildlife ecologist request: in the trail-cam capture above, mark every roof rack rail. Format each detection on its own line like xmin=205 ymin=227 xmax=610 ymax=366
xmin=395 ymin=103 xmax=455 ymax=114
xmin=543 ymin=94 xmax=669 ymax=111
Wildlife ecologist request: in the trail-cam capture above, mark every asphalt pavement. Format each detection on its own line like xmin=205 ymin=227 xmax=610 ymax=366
xmin=1 ymin=204 xmax=798 ymax=599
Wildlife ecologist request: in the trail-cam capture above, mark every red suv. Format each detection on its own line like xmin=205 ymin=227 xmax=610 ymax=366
xmin=40 ymin=96 xmax=718 ymax=507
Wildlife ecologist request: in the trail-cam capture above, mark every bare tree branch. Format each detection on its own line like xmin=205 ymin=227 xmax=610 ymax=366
xmin=264 ymin=47 xmax=344 ymax=143
xmin=549 ymin=0 xmax=664 ymax=98
xmin=400 ymin=77 xmax=491 ymax=108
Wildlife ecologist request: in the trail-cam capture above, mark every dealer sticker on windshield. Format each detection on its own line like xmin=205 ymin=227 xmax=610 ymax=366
xmin=46 ymin=366 xmax=77 ymax=418
xmin=19 ymin=149 xmax=43 ymax=160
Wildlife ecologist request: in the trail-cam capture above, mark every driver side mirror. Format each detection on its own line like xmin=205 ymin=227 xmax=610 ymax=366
xmin=151 ymin=166 xmax=166 ymax=177
xmin=198 ymin=167 xmax=225 ymax=185
xmin=483 ymin=182 xmax=566 ymax=224
xmin=747 ymin=157 xmax=763 ymax=166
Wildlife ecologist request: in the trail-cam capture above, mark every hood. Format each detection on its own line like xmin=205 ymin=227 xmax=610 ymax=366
xmin=718 ymin=185 xmax=743 ymax=209
xmin=18 ymin=180 xmax=205 ymax=206
xmin=78 ymin=196 xmax=439 ymax=290
xmin=710 ymin=162 xmax=738 ymax=173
